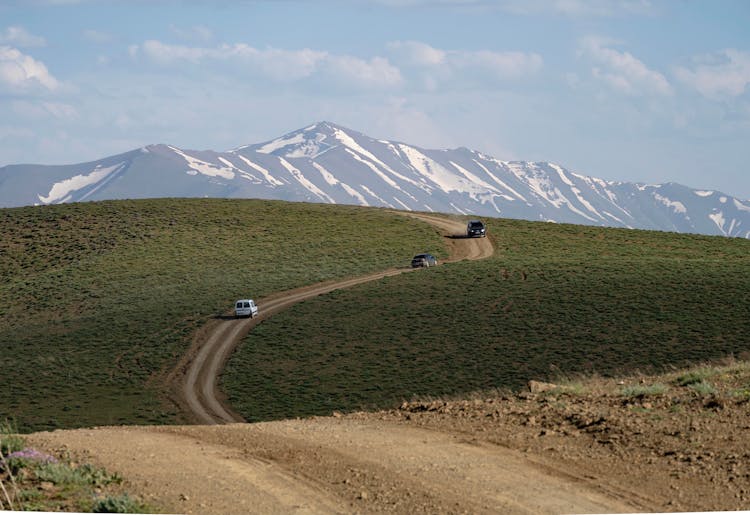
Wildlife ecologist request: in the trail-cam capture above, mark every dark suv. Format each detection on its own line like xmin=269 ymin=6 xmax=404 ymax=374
xmin=467 ymin=220 xmax=486 ymax=238
xmin=411 ymin=253 xmax=438 ymax=268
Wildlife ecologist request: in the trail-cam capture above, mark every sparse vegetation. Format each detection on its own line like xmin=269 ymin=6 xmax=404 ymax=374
xmin=92 ymin=494 xmax=144 ymax=513
xmin=0 ymin=199 xmax=446 ymax=432
xmin=688 ymin=380 xmax=717 ymax=396
xmin=620 ymin=383 xmax=668 ymax=398
xmin=0 ymin=422 xmax=24 ymax=456
xmin=3 ymin=199 xmax=750 ymax=430
xmin=222 ymin=215 xmax=750 ymax=421
xmin=1 ymin=421 xmax=142 ymax=512
xmin=674 ymin=367 xmax=718 ymax=386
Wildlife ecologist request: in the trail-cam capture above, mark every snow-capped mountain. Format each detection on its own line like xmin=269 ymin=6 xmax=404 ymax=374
xmin=1 ymin=121 xmax=749 ymax=238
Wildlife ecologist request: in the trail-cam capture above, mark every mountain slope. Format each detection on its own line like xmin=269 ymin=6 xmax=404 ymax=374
xmin=1 ymin=121 xmax=748 ymax=238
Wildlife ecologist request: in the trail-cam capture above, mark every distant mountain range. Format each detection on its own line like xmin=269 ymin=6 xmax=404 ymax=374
xmin=1 ymin=121 xmax=748 ymax=238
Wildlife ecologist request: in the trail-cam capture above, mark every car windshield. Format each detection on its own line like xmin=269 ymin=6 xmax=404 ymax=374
xmin=469 ymin=222 xmax=483 ymax=228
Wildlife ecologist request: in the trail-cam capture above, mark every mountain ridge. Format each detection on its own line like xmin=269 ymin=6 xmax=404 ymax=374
xmin=1 ymin=121 xmax=748 ymax=238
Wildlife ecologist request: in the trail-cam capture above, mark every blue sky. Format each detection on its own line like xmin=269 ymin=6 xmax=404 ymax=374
xmin=1 ymin=0 xmax=749 ymax=198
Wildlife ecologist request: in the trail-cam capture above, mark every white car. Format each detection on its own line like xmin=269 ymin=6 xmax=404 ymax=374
xmin=234 ymin=299 xmax=258 ymax=318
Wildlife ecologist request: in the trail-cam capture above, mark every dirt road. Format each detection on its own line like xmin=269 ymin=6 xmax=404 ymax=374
xmin=29 ymin=418 xmax=642 ymax=514
xmin=27 ymin=214 xmax=649 ymax=513
xmin=171 ymin=212 xmax=493 ymax=425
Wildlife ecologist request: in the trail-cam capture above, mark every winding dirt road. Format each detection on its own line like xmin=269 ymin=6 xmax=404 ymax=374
xmin=27 ymin=214 xmax=650 ymax=513
xmin=173 ymin=212 xmax=493 ymax=425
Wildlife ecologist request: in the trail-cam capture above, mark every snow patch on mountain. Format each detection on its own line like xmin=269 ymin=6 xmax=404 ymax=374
xmin=311 ymin=162 xmax=339 ymax=187
xmin=509 ymin=163 xmax=597 ymax=222
xmin=472 ymin=159 xmax=526 ymax=202
xmin=236 ymin=155 xmax=284 ymax=186
xmin=169 ymin=146 xmax=235 ymax=180
xmin=393 ymin=197 xmax=412 ymax=211
xmin=360 ymin=185 xmax=394 ymax=208
xmin=449 ymin=161 xmax=499 ymax=195
xmin=342 ymin=183 xmax=369 ymax=206
xmin=345 ymin=149 xmax=400 ymax=190
xmin=653 ymin=193 xmax=687 ymax=214
xmin=400 ymin=145 xmax=470 ymax=194
xmin=549 ymin=163 xmax=602 ymax=218
xmin=278 ymin=157 xmax=333 ymax=203
xmin=257 ymin=133 xmax=306 ymax=155
xmin=333 ymin=128 xmax=421 ymax=189
xmin=709 ymin=211 xmax=727 ymax=235
xmin=38 ymin=163 xmax=124 ymax=204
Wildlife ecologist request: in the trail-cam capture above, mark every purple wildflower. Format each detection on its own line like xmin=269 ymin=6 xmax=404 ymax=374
xmin=5 ymin=448 xmax=58 ymax=464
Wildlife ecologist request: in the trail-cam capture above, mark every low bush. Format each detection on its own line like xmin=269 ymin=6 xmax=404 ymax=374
xmin=620 ymin=383 xmax=669 ymax=398
xmin=92 ymin=494 xmax=146 ymax=513
xmin=675 ymin=368 xmax=718 ymax=386
xmin=688 ymin=381 xmax=717 ymax=396
xmin=0 ymin=425 xmax=140 ymax=512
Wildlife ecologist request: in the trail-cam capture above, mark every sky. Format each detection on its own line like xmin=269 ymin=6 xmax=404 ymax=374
xmin=1 ymin=0 xmax=749 ymax=199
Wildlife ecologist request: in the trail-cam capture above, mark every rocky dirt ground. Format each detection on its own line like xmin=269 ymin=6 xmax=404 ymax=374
xmin=372 ymin=361 xmax=750 ymax=513
xmin=28 ymin=360 xmax=750 ymax=514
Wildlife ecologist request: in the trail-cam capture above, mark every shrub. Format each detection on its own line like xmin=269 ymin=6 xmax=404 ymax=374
xmin=688 ymin=380 xmax=717 ymax=396
xmin=0 ymin=421 xmax=24 ymax=456
xmin=1 ymin=448 xmax=57 ymax=475
xmin=674 ymin=367 xmax=717 ymax=386
xmin=620 ymin=383 xmax=668 ymax=398
xmin=92 ymin=494 xmax=145 ymax=513
xmin=33 ymin=462 xmax=120 ymax=487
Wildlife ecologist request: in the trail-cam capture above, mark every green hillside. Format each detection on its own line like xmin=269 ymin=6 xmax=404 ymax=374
xmin=222 ymin=216 xmax=750 ymax=421
xmin=0 ymin=199 xmax=446 ymax=432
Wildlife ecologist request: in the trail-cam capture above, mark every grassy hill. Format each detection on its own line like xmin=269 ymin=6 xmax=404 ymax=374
xmin=222 ymin=215 xmax=750 ymax=421
xmin=4 ymin=199 xmax=749 ymax=432
xmin=0 ymin=199 xmax=446 ymax=432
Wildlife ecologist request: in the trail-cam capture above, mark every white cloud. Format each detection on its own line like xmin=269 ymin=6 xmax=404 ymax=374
xmin=387 ymin=41 xmax=446 ymax=66
xmin=322 ymin=55 xmax=403 ymax=88
xmin=388 ymin=40 xmax=542 ymax=89
xmin=0 ymin=46 xmax=59 ymax=91
xmin=0 ymin=26 xmax=46 ymax=47
xmin=133 ymin=40 xmax=401 ymax=88
xmin=674 ymin=49 xmax=750 ymax=98
xmin=580 ymin=36 xmax=672 ymax=96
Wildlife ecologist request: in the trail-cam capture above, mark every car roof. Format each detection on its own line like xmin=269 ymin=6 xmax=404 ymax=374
xmin=413 ymin=253 xmax=434 ymax=258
